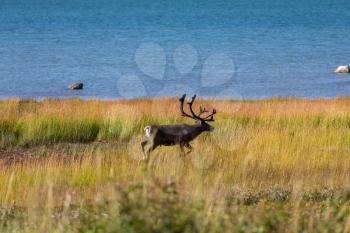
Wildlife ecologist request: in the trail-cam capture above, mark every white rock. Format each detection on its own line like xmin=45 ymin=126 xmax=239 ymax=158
xmin=335 ymin=65 xmax=350 ymax=73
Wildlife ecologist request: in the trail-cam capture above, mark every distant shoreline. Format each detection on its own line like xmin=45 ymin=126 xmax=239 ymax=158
xmin=1 ymin=95 xmax=350 ymax=102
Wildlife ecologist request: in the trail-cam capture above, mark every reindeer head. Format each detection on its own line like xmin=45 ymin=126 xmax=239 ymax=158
xmin=179 ymin=94 xmax=216 ymax=132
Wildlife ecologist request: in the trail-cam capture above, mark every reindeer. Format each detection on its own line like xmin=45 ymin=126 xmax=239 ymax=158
xmin=141 ymin=94 xmax=216 ymax=161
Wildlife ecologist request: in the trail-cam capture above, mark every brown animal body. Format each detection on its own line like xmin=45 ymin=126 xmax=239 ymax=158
xmin=141 ymin=94 xmax=216 ymax=161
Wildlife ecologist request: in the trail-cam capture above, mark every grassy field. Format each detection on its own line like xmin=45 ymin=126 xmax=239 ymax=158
xmin=1 ymin=97 xmax=350 ymax=232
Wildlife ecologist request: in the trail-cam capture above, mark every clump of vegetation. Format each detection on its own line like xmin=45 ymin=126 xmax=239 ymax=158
xmin=2 ymin=180 xmax=350 ymax=233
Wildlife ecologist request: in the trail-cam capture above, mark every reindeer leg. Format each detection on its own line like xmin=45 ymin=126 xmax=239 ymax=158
xmin=141 ymin=139 xmax=149 ymax=161
xmin=185 ymin=143 xmax=193 ymax=155
xmin=144 ymin=143 xmax=158 ymax=162
xmin=179 ymin=143 xmax=186 ymax=157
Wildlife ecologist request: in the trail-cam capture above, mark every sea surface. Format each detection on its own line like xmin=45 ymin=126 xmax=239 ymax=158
xmin=1 ymin=0 xmax=350 ymax=99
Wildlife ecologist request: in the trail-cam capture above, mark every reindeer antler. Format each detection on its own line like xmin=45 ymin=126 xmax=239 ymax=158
xmin=179 ymin=94 xmax=196 ymax=120
xmin=179 ymin=94 xmax=217 ymax=122
xmin=201 ymin=109 xmax=216 ymax=121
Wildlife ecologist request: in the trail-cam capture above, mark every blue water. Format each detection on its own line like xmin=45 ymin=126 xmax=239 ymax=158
xmin=1 ymin=0 xmax=350 ymax=99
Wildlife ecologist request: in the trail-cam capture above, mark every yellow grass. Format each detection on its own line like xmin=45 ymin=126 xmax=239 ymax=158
xmin=1 ymin=97 xmax=350 ymax=232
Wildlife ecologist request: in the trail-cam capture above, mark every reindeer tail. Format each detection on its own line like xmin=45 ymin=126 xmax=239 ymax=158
xmin=144 ymin=126 xmax=152 ymax=137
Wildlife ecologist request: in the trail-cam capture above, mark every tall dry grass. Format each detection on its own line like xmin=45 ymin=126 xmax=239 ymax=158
xmin=1 ymin=97 xmax=350 ymax=232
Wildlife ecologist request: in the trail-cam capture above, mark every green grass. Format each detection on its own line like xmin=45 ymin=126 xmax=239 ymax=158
xmin=2 ymin=181 xmax=350 ymax=233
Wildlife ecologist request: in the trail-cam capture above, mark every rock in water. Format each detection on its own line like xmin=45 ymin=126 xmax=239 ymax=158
xmin=335 ymin=65 xmax=350 ymax=73
xmin=68 ymin=83 xmax=84 ymax=90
